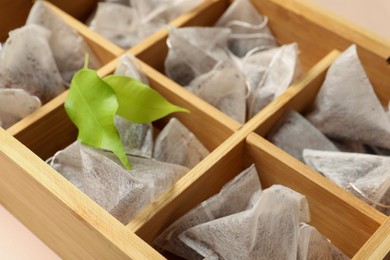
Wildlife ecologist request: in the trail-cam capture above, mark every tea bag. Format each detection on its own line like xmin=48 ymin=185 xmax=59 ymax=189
xmin=114 ymin=116 xmax=153 ymax=158
xmin=0 ymin=89 xmax=41 ymax=129
xmin=215 ymin=0 xmax=277 ymax=57
xmin=297 ymin=224 xmax=349 ymax=260
xmin=179 ymin=185 xmax=310 ymax=259
xmin=306 ymin=45 xmax=390 ymax=149
xmin=27 ymin=1 xmax=100 ymax=82
xmin=114 ymin=54 xmax=149 ymax=84
xmin=52 ymin=142 xmax=189 ymax=224
xmin=303 ymin=149 xmax=390 ymax=214
xmin=0 ymin=24 xmax=65 ymax=103
xmin=246 ymin=43 xmax=300 ymax=119
xmin=135 ymin=0 xmax=202 ymax=39
xmin=154 ymin=117 xmax=209 ymax=168
xmin=330 ymin=139 xmax=368 ymax=154
xmin=154 ymin=165 xmax=261 ymax=259
xmin=50 ymin=141 xmax=84 ymax=190
xmin=165 ymin=27 xmax=231 ymax=86
xmin=90 ymin=3 xmax=141 ymax=49
xmin=186 ymin=62 xmax=247 ymax=123
xmin=267 ymin=110 xmax=339 ymax=162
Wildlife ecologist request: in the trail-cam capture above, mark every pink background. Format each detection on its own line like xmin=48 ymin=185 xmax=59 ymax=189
xmin=0 ymin=0 xmax=389 ymax=259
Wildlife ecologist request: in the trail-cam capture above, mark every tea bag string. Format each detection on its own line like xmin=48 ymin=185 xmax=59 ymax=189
xmin=348 ymin=182 xmax=390 ymax=209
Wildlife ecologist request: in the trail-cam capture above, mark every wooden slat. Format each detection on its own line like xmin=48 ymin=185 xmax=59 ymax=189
xmin=131 ymin=0 xmax=229 ymax=72
xmin=0 ymin=0 xmax=32 ymax=42
xmin=45 ymin=0 xmax=98 ymax=22
xmin=0 ymin=128 xmax=164 ymax=259
xmin=245 ymin=133 xmax=386 ymax=257
xmin=43 ymin=1 xmax=124 ymax=64
xmin=252 ymin=0 xmax=390 ymax=104
xmin=354 ymin=217 xmax=390 ymax=259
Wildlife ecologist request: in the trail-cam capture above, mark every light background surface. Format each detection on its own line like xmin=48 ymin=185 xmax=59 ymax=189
xmin=0 ymin=0 xmax=389 ymax=259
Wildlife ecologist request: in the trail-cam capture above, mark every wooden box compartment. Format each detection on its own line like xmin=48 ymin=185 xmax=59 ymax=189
xmin=0 ymin=0 xmax=390 ymax=259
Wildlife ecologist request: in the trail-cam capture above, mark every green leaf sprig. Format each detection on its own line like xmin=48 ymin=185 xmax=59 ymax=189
xmin=65 ymin=59 xmax=189 ymax=170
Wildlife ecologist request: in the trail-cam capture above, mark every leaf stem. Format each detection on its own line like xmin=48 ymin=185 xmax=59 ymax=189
xmin=84 ymin=53 xmax=90 ymax=69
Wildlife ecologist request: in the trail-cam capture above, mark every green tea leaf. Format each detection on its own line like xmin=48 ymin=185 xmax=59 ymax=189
xmin=65 ymin=69 xmax=130 ymax=169
xmin=103 ymin=75 xmax=189 ymax=123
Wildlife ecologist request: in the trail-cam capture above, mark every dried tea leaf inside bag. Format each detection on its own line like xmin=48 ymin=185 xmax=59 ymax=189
xmin=245 ymin=43 xmax=300 ymax=119
xmin=303 ymin=149 xmax=390 ymax=214
xmin=179 ymin=185 xmax=310 ymax=260
xmin=154 ymin=117 xmax=209 ymax=168
xmin=297 ymin=224 xmax=349 ymax=260
xmin=215 ymin=0 xmax=277 ymax=57
xmin=27 ymin=1 xmax=100 ymax=82
xmin=186 ymin=62 xmax=247 ymax=123
xmin=0 ymin=89 xmax=41 ymax=129
xmin=165 ymin=27 xmax=231 ymax=86
xmin=52 ymin=142 xmax=189 ymax=224
xmin=154 ymin=165 xmax=261 ymax=259
xmin=267 ymin=110 xmax=339 ymax=162
xmin=114 ymin=116 xmax=153 ymax=158
xmin=0 ymin=24 xmax=65 ymax=103
xmin=306 ymin=45 xmax=390 ymax=149
xmin=114 ymin=54 xmax=149 ymax=84
xmin=89 ymin=3 xmax=140 ymax=49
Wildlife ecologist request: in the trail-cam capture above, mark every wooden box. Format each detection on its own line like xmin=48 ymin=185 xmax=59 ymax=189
xmin=0 ymin=0 xmax=389 ymax=259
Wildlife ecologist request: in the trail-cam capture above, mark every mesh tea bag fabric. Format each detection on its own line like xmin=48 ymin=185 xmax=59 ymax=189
xmin=303 ymin=149 xmax=390 ymax=214
xmin=27 ymin=1 xmax=100 ymax=82
xmin=186 ymin=62 xmax=247 ymax=123
xmin=245 ymin=43 xmax=299 ymax=119
xmin=215 ymin=0 xmax=277 ymax=57
xmin=0 ymin=89 xmax=41 ymax=129
xmin=89 ymin=3 xmax=140 ymax=49
xmin=0 ymin=24 xmax=65 ymax=104
xmin=114 ymin=116 xmax=154 ymax=158
xmin=52 ymin=142 xmax=189 ymax=224
xmin=306 ymin=45 xmax=390 ymax=149
xmin=114 ymin=54 xmax=149 ymax=84
xmin=154 ymin=117 xmax=209 ymax=168
xmin=267 ymin=110 xmax=339 ymax=162
xmin=165 ymin=27 xmax=231 ymax=86
xmin=154 ymin=165 xmax=261 ymax=259
xmin=179 ymin=185 xmax=310 ymax=260
xmin=297 ymin=224 xmax=349 ymax=260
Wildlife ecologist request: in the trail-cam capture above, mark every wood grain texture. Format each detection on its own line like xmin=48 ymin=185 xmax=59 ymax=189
xmin=43 ymin=1 xmax=124 ymax=64
xmin=44 ymin=0 xmax=98 ymax=22
xmin=131 ymin=0 xmax=229 ymax=72
xmin=252 ymin=0 xmax=390 ymax=105
xmin=245 ymin=133 xmax=387 ymax=257
xmin=0 ymin=128 xmax=164 ymax=259
xmin=354 ymin=217 xmax=390 ymax=259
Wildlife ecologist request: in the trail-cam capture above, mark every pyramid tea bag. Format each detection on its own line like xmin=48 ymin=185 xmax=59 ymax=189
xmin=297 ymin=224 xmax=349 ymax=260
xmin=115 ymin=116 xmax=153 ymax=158
xmin=52 ymin=142 xmax=189 ymax=224
xmin=90 ymin=3 xmax=140 ymax=49
xmin=267 ymin=110 xmax=339 ymax=162
xmin=154 ymin=165 xmax=261 ymax=259
xmin=114 ymin=54 xmax=149 ymax=84
xmin=306 ymin=45 xmax=390 ymax=149
xmin=245 ymin=43 xmax=300 ymax=119
xmin=27 ymin=1 xmax=100 ymax=82
xmin=187 ymin=62 xmax=247 ymax=123
xmin=154 ymin=117 xmax=209 ymax=168
xmin=179 ymin=185 xmax=310 ymax=259
xmin=215 ymin=0 xmax=277 ymax=57
xmin=0 ymin=24 xmax=65 ymax=103
xmin=0 ymin=89 xmax=41 ymax=129
xmin=165 ymin=27 xmax=231 ymax=86
xmin=303 ymin=149 xmax=390 ymax=214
